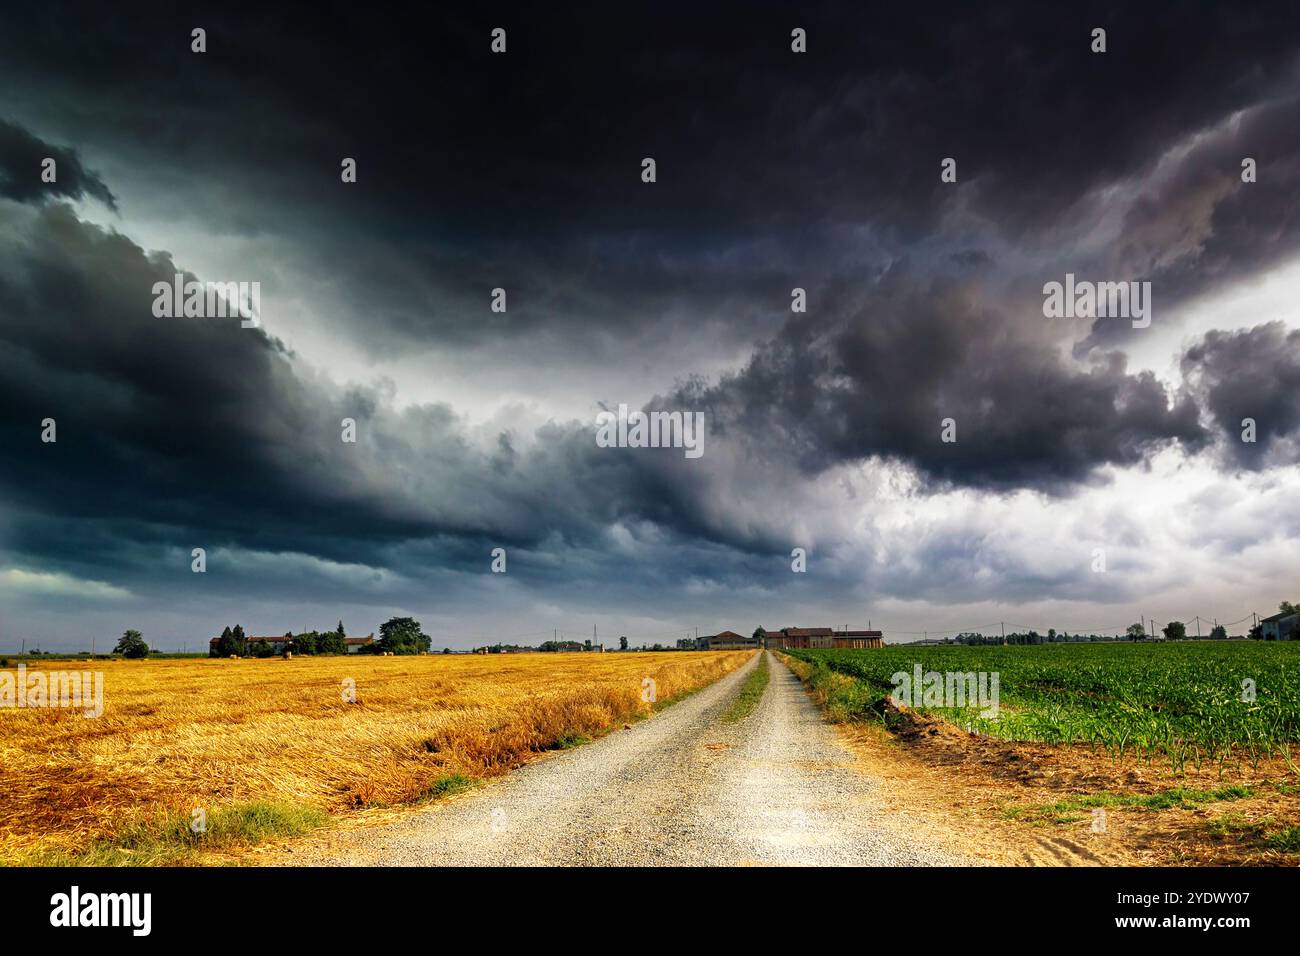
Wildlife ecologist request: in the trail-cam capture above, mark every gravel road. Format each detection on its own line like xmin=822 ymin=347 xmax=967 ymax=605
xmin=281 ymin=652 xmax=971 ymax=866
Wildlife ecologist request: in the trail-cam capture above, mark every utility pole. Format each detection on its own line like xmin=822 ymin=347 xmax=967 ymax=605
xmin=1000 ymin=622 xmax=1005 ymax=645
xmin=1195 ymin=616 xmax=1201 ymax=640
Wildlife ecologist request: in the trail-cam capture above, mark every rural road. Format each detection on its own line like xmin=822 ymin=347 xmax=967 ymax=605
xmin=282 ymin=652 xmax=971 ymax=866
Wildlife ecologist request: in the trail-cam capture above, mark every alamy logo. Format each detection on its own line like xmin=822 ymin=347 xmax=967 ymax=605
xmin=0 ymin=664 xmax=103 ymax=718
xmin=1042 ymin=273 xmax=1151 ymax=329
xmin=152 ymin=273 xmax=260 ymax=328
xmin=891 ymin=664 xmax=999 ymax=718
xmin=595 ymin=404 xmax=705 ymax=459
xmin=50 ymin=886 xmax=151 ymax=936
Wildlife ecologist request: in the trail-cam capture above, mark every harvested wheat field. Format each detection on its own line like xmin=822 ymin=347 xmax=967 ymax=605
xmin=0 ymin=651 xmax=750 ymax=864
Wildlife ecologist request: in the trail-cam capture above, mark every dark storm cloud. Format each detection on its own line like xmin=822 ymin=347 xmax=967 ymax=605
xmin=1182 ymin=322 xmax=1300 ymax=467
xmin=1078 ymin=91 xmax=1300 ymax=355
xmin=0 ymin=119 xmax=116 ymax=209
xmin=4 ymin=2 xmax=1299 ymax=355
xmin=2 ymin=2 xmax=1300 ymax=638
xmin=0 ymin=200 xmax=748 ymax=593
xmin=673 ymin=275 xmax=1207 ymax=492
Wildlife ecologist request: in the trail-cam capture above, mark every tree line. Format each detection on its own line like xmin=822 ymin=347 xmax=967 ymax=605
xmin=210 ymin=617 xmax=432 ymax=657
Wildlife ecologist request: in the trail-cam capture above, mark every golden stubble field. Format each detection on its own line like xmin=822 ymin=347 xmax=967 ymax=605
xmin=0 ymin=651 xmax=750 ymax=861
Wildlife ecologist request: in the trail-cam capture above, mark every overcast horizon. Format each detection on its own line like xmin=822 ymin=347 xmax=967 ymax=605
xmin=2 ymin=2 xmax=1299 ymax=652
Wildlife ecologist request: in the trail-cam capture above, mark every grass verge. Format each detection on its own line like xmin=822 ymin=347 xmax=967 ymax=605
xmin=4 ymin=800 xmax=329 ymax=867
xmin=722 ymin=652 xmax=770 ymax=722
xmin=1006 ymin=785 xmax=1256 ymax=824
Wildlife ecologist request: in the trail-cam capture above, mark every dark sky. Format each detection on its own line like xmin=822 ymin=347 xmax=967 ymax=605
xmin=2 ymin=2 xmax=1299 ymax=649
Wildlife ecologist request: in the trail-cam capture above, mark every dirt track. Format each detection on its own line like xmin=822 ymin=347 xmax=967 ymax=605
xmin=278 ymin=652 xmax=972 ymax=866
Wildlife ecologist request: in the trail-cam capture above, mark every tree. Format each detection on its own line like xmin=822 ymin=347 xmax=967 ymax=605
xmin=1280 ymin=601 xmax=1299 ymax=616
xmin=1163 ymin=621 xmax=1186 ymax=641
xmin=442 ymin=647 xmax=451 ymax=655
xmin=316 ymin=627 xmax=347 ymax=655
xmin=377 ymin=616 xmax=430 ymax=655
xmin=293 ymin=631 xmax=317 ymax=655
xmin=1210 ymin=625 xmax=1227 ymax=640
xmin=213 ymin=625 xmax=248 ymax=656
xmin=619 ymin=636 xmax=629 ymax=651
xmin=114 ymin=629 xmax=149 ymax=659
xmin=211 ymin=626 xmax=234 ymax=657
xmin=1126 ymin=622 xmax=1146 ymax=641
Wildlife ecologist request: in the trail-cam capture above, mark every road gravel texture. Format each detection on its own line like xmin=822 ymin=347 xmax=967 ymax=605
xmin=283 ymin=651 xmax=972 ymax=866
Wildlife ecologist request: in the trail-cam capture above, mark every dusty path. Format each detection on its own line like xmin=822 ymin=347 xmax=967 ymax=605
xmin=278 ymin=652 xmax=972 ymax=866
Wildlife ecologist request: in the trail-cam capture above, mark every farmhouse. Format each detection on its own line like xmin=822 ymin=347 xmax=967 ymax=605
xmin=763 ymin=627 xmax=883 ymax=649
xmin=697 ymin=630 xmax=761 ymax=650
xmin=832 ymin=629 xmax=885 ymax=649
xmin=1260 ymin=611 xmax=1299 ymax=641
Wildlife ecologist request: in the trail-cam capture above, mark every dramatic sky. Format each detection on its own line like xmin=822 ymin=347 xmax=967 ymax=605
xmin=2 ymin=2 xmax=1299 ymax=650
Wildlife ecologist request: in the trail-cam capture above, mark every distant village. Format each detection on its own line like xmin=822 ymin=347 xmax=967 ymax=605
xmin=14 ymin=603 xmax=1296 ymax=658
xmin=471 ymin=626 xmax=883 ymax=654
xmin=468 ymin=605 xmax=1300 ymax=654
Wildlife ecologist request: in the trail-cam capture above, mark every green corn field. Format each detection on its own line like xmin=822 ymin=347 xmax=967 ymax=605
xmin=783 ymin=643 xmax=1300 ymax=771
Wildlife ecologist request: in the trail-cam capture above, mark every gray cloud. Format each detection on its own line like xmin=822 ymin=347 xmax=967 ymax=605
xmin=0 ymin=119 xmax=116 ymax=210
xmin=1182 ymin=321 xmax=1300 ymax=468
xmin=674 ymin=276 xmax=1208 ymax=492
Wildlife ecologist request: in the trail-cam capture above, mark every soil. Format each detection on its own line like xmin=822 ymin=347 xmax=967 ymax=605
xmin=816 ymin=688 xmax=1300 ymax=866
